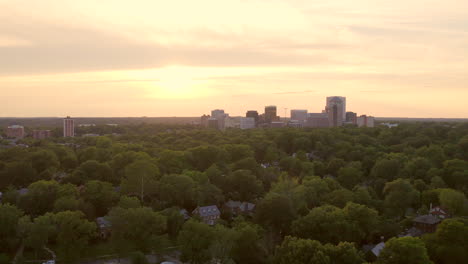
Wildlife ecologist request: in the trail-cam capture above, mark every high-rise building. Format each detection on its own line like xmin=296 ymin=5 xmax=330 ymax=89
xmin=207 ymin=118 xmax=220 ymax=129
xmin=6 ymin=125 xmax=25 ymax=139
xmin=200 ymin=114 xmax=210 ymax=127
xmin=290 ymin=109 xmax=308 ymax=123
xmin=305 ymin=113 xmax=329 ymax=128
xmin=63 ymin=116 xmax=75 ymax=137
xmin=265 ymin=105 xmax=279 ymax=123
xmin=326 ymin=96 xmax=346 ymax=118
xmin=240 ymin=117 xmax=256 ymax=129
xmin=211 ymin=109 xmax=225 ymax=118
xmin=357 ymin=115 xmax=375 ymax=128
xmin=326 ymin=97 xmax=345 ymax=127
xmin=32 ymin=130 xmax=52 ymax=139
xmin=246 ymin=111 xmax=259 ymax=126
xmin=211 ymin=109 xmax=227 ymax=130
xmin=345 ymin=112 xmax=357 ymax=124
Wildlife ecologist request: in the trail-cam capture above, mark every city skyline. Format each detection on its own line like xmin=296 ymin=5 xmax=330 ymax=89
xmin=1 ymin=0 xmax=467 ymax=118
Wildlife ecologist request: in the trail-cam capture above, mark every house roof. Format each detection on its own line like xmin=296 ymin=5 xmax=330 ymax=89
xmin=371 ymin=242 xmax=385 ymax=257
xmin=194 ymin=205 xmax=220 ymax=217
xmin=413 ymin=214 xmax=441 ymax=225
xmin=96 ymin=217 xmax=112 ymax=229
xmin=239 ymin=202 xmax=255 ymax=212
xmin=225 ymin=200 xmax=242 ymax=208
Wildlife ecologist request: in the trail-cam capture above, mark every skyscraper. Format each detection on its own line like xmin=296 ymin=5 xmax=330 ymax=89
xmin=265 ymin=105 xmax=279 ymax=123
xmin=327 ymin=96 xmax=346 ymax=117
xmin=240 ymin=117 xmax=256 ymax=129
xmin=246 ymin=111 xmax=259 ymax=126
xmin=345 ymin=112 xmax=357 ymax=124
xmin=357 ymin=115 xmax=375 ymax=128
xmin=63 ymin=116 xmax=75 ymax=137
xmin=326 ymin=97 xmax=345 ymax=127
xmin=210 ymin=109 xmax=227 ymax=130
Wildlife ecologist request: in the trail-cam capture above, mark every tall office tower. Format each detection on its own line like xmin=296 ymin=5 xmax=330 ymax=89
xmin=246 ymin=111 xmax=259 ymax=126
xmin=357 ymin=115 xmax=375 ymax=128
xmin=63 ymin=116 xmax=75 ymax=137
xmin=6 ymin=125 xmax=25 ymax=139
xmin=240 ymin=117 xmax=256 ymax=129
xmin=345 ymin=112 xmax=357 ymax=124
xmin=32 ymin=130 xmax=52 ymax=140
xmin=290 ymin=109 xmax=308 ymax=123
xmin=210 ymin=109 xmax=227 ymax=130
xmin=326 ymin=96 xmax=346 ymax=120
xmin=264 ymin=105 xmax=279 ymax=123
xmin=211 ymin=109 xmax=225 ymax=118
xmin=207 ymin=118 xmax=220 ymax=129
xmin=326 ymin=97 xmax=345 ymax=127
xmin=200 ymin=114 xmax=210 ymax=127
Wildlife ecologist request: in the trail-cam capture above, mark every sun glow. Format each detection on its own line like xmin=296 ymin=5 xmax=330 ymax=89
xmin=147 ymin=66 xmax=211 ymax=99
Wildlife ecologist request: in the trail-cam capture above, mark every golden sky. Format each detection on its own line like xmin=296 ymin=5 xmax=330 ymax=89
xmin=0 ymin=0 xmax=467 ymax=117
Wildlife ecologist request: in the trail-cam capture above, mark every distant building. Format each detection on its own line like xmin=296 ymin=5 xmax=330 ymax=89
xmin=96 ymin=217 xmax=112 ymax=239
xmin=429 ymin=205 xmax=450 ymax=219
xmin=224 ymin=200 xmax=256 ymax=217
xmin=287 ymin=120 xmax=302 ymax=127
xmin=413 ymin=214 xmax=441 ymax=233
xmin=207 ymin=118 xmax=220 ymax=130
xmin=270 ymin=121 xmax=285 ymax=128
xmin=290 ymin=109 xmax=308 ymax=123
xmin=201 ymin=114 xmax=210 ymax=127
xmin=306 ymin=113 xmax=329 ymax=128
xmin=345 ymin=112 xmax=357 ymax=124
xmin=326 ymin=97 xmax=345 ymax=127
xmin=240 ymin=117 xmax=256 ymax=130
xmin=357 ymin=115 xmax=375 ymax=127
xmin=211 ymin=109 xmax=227 ymax=130
xmin=63 ymin=116 xmax=75 ymax=137
xmin=246 ymin=111 xmax=259 ymax=126
xmin=326 ymin=96 xmax=346 ymax=118
xmin=192 ymin=205 xmax=221 ymax=226
xmin=6 ymin=125 xmax=25 ymax=139
xmin=381 ymin=122 xmax=399 ymax=128
xmin=32 ymin=130 xmax=52 ymax=140
xmin=224 ymin=116 xmax=238 ymax=129
xmin=265 ymin=105 xmax=280 ymax=123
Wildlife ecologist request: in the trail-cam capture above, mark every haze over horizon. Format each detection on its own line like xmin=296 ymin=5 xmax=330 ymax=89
xmin=1 ymin=0 xmax=467 ymax=118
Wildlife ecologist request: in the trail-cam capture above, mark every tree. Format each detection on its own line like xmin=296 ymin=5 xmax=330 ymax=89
xmin=255 ymin=193 xmax=296 ymax=235
xmin=109 ymin=207 xmax=167 ymax=254
xmin=337 ymin=167 xmax=363 ymax=189
xmin=439 ymin=189 xmax=466 ymax=215
xmin=188 ymin=145 xmax=227 ymax=171
xmin=82 ymin=180 xmax=119 ymax=216
xmin=159 ymin=174 xmax=197 ymax=209
xmin=0 ymin=204 xmax=24 ymax=252
xmin=69 ymin=160 xmax=114 ymax=185
xmin=231 ymin=222 xmax=266 ymax=264
xmin=377 ymin=237 xmax=432 ymax=264
xmin=371 ymin=159 xmax=400 ymax=181
xmin=28 ymin=149 xmax=60 ymax=174
xmin=225 ymin=170 xmax=263 ymax=201
xmin=424 ymin=219 xmax=468 ymax=264
xmin=122 ymin=160 xmax=160 ymax=202
xmin=274 ymin=236 xmax=363 ymax=264
xmin=178 ymin=220 xmax=215 ymax=264
xmin=19 ymin=180 xmax=60 ymax=216
xmin=383 ymin=179 xmax=420 ymax=217
xmin=26 ymin=211 xmax=96 ymax=262
xmin=157 ymin=150 xmax=190 ymax=174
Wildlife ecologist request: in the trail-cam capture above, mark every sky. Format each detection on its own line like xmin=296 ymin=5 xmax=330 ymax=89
xmin=0 ymin=0 xmax=467 ymax=118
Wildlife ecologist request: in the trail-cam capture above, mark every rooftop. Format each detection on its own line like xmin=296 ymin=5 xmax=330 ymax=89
xmin=413 ymin=214 xmax=441 ymax=225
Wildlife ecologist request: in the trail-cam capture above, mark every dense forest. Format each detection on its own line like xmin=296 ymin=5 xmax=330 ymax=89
xmin=1 ymin=122 xmax=468 ymax=264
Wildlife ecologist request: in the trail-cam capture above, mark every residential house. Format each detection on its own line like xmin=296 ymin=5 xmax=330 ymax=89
xmin=429 ymin=206 xmax=450 ymax=219
xmin=96 ymin=217 xmax=112 ymax=239
xmin=192 ymin=205 xmax=221 ymax=226
xmin=413 ymin=214 xmax=441 ymax=233
xmin=224 ymin=200 xmax=256 ymax=217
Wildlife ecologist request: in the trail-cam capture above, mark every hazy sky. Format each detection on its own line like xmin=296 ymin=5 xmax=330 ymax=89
xmin=1 ymin=0 xmax=467 ymax=117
